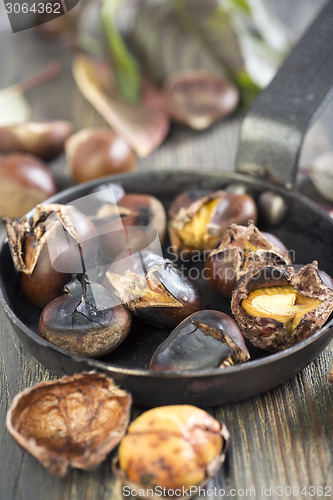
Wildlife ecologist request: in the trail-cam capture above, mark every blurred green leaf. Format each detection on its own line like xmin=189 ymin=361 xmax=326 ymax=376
xmin=101 ymin=0 xmax=141 ymax=103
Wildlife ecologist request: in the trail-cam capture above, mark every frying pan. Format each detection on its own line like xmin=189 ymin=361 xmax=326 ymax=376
xmin=1 ymin=1 xmax=333 ymax=407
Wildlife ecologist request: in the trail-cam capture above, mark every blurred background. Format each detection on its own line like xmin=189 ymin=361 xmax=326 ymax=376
xmin=0 ymin=0 xmax=332 ymax=203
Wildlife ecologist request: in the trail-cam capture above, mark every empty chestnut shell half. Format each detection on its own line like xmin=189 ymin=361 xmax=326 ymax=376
xmin=39 ymin=275 xmax=132 ymax=357
xmin=206 ymin=222 xmax=291 ymax=298
xmin=4 ymin=203 xmax=99 ymax=308
xmin=6 ymin=372 xmax=131 ymax=477
xmin=114 ymin=405 xmax=230 ymax=494
xmin=96 ymin=193 xmax=167 ymax=260
xmin=231 ymin=261 xmax=333 ymax=352
xmin=163 ymin=69 xmax=239 ymax=130
xmin=106 ymin=251 xmax=202 ymax=328
xmin=168 ymin=190 xmax=257 ymax=255
xmin=150 ymin=310 xmax=249 ymax=372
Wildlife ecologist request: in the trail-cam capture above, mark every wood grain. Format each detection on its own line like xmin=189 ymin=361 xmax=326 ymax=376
xmin=0 ymin=9 xmax=332 ymax=500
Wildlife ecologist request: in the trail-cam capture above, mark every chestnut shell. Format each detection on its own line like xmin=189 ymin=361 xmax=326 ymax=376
xmin=206 ymin=222 xmax=292 ymax=298
xmin=231 ymin=261 xmax=333 ymax=352
xmin=168 ymin=190 xmax=257 ymax=255
xmin=4 ymin=203 xmax=99 ymax=308
xmin=39 ymin=276 xmax=132 ymax=357
xmin=150 ymin=310 xmax=249 ymax=371
xmin=6 ymin=372 xmax=132 ymax=477
xmin=106 ymin=251 xmax=202 ymax=328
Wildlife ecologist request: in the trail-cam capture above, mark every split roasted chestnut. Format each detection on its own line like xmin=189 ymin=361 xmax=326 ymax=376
xmin=206 ymin=222 xmax=291 ymax=298
xmin=114 ymin=405 xmax=230 ymax=493
xmin=168 ymin=190 xmax=257 ymax=255
xmin=106 ymin=251 xmax=202 ymax=328
xmin=0 ymin=154 xmax=57 ymax=217
xmin=96 ymin=193 xmax=167 ymax=260
xmin=66 ymin=128 xmax=136 ymax=184
xmin=150 ymin=310 xmax=249 ymax=372
xmin=39 ymin=275 xmax=132 ymax=357
xmin=231 ymin=261 xmax=333 ymax=352
xmin=0 ymin=121 xmax=73 ymax=160
xmin=6 ymin=372 xmax=131 ymax=477
xmin=4 ymin=203 xmax=98 ymax=308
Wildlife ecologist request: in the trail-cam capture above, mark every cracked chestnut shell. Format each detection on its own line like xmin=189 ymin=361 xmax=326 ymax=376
xmin=4 ymin=203 xmax=98 ymax=308
xmin=39 ymin=275 xmax=131 ymax=357
xmin=168 ymin=190 xmax=257 ymax=255
xmin=150 ymin=310 xmax=249 ymax=372
xmin=206 ymin=222 xmax=291 ymax=298
xmin=231 ymin=261 xmax=333 ymax=352
xmin=114 ymin=405 xmax=230 ymax=494
xmin=6 ymin=372 xmax=131 ymax=477
xmin=96 ymin=193 xmax=166 ymax=260
xmin=106 ymin=251 xmax=202 ymax=328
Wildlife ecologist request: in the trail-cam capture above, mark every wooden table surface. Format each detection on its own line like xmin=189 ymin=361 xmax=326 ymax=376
xmin=0 ymin=3 xmax=332 ymax=500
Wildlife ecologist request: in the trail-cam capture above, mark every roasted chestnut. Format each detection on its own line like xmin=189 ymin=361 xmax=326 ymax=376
xmin=6 ymin=372 xmax=131 ymax=477
xmin=231 ymin=262 xmax=333 ymax=352
xmin=4 ymin=203 xmax=98 ymax=308
xmin=0 ymin=154 xmax=57 ymax=217
xmin=206 ymin=222 xmax=291 ymax=298
xmin=106 ymin=251 xmax=202 ymax=328
xmin=168 ymin=190 xmax=257 ymax=255
xmin=96 ymin=193 xmax=167 ymax=260
xmin=163 ymin=70 xmax=239 ymax=130
xmin=150 ymin=310 xmax=249 ymax=371
xmin=0 ymin=121 xmax=73 ymax=160
xmin=114 ymin=405 xmax=230 ymax=492
xmin=66 ymin=128 xmax=136 ymax=184
xmin=257 ymin=191 xmax=287 ymax=226
xmin=39 ymin=275 xmax=131 ymax=357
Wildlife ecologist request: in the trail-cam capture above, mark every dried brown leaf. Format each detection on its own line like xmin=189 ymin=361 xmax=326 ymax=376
xmin=73 ymin=54 xmax=170 ymax=157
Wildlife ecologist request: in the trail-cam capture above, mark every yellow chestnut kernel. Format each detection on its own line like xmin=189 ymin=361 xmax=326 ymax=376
xmin=180 ymin=198 xmax=220 ymax=250
xmin=242 ymin=285 xmax=322 ymax=334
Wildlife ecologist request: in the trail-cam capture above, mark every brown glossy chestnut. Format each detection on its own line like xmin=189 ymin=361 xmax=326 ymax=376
xmin=4 ymin=203 xmax=99 ymax=308
xmin=0 ymin=154 xmax=57 ymax=217
xmin=0 ymin=121 xmax=73 ymax=160
xmin=96 ymin=193 xmax=167 ymax=260
xmin=163 ymin=69 xmax=239 ymax=130
xmin=257 ymin=191 xmax=287 ymax=226
xmin=205 ymin=222 xmax=291 ymax=298
xmin=150 ymin=310 xmax=249 ymax=372
xmin=106 ymin=251 xmax=202 ymax=328
xmin=39 ymin=275 xmax=131 ymax=357
xmin=114 ymin=405 xmax=230 ymax=492
xmin=6 ymin=372 xmax=131 ymax=477
xmin=168 ymin=190 xmax=257 ymax=255
xmin=66 ymin=128 xmax=136 ymax=184
xmin=231 ymin=261 xmax=333 ymax=352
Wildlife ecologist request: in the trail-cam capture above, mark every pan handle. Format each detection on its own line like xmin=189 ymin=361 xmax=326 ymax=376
xmin=236 ymin=0 xmax=333 ymax=189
